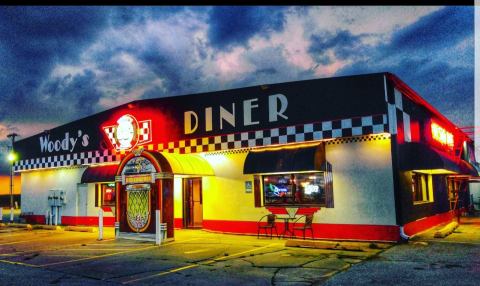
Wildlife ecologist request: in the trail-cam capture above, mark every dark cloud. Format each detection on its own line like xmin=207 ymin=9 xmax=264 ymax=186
xmin=388 ymin=6 xmax=473 ymax=52
xmin=41 ymin=70 xmax=103 ymax=117
xmin=329 ymin=6 xmax=474 ymax=128
xmin=310 ymin=30 xmax=367 ymax=61
xmin=0 ymin=7 xmax=110 ymax=123
xmin=207 ymin=6 xmax=286 ymax=50
xmin=107 ymin=6 xmax=186 ymax=26
xmin=336 ymin=56 xmax=473 ymax=128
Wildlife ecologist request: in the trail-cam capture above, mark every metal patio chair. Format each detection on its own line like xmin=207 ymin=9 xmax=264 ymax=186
xmin=257 ymin=214 xmax=278 ymax=239
xmin=291 ymin=214 xmax=314 ymax=240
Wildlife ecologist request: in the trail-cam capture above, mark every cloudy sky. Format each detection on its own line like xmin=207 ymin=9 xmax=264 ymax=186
xmin=0 ymin=6 xmax=474 ymax=150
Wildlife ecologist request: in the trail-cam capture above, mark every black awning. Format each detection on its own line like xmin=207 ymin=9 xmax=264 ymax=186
xmin=81 ymin=165 xmax=118 ymax=183
xmin=398 ymin=143 xmax=478 ymax=176
xmin=243 ymin=143 xmax=326 ymax=174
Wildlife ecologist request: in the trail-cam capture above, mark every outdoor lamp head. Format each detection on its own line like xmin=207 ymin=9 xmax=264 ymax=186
xmin=7 ymin=152 xmax=16 ymax=162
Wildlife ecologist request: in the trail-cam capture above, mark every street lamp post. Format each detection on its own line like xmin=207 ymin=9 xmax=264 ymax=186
xmin=7 ymin=133 xmax=18 ymax=223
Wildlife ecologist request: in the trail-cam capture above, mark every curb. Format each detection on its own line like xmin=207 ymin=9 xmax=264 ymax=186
xmin=285 ymin=239 xmax=391 ymax=251
xmin=4 ymin=223 xmax=33 ymax=230
xmin=32 ymin=225 xmax=62 ymax=231
xmin=433 ymin=221 xmax=458 ymax=238
xmin=64 ymin=226 xmax=97 ymax=233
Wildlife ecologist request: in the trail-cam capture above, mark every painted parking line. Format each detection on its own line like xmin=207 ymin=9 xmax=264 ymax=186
xmin=0 ymin=258 xmax=39 ymax=268
xmin=0 ymin=240 xmax=115 ymax=257
xmin=0 ymin=230 xmax=52 ymax=238
xmin=85 ymin=243 xmax=149 ymax=246
xmin=0 ymin=238 xmax=50 ymax=246
xmin=122 ymin=242 xmax=282 ymax=284
xmin=42 ymin=254 xmax=91 ymax=257
xmin=0 ymin=237 xmax=203 ymax=270
xmin=39 ymin=245 xmax=158 ymax=267
xmin=60 ymin=248 xmax=149 ymax=251
xmin=184 ymin=249 xmax=211 ymax=254
xmin=38 ymin=237 xmax=203 ymax=267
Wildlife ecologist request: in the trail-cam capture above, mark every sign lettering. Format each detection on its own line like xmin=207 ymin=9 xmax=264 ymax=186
xmin=39 ymin=130 xmax=89 ymax=153
xmin=431 ymin=122 xmax=454 ymax=148
xmin=184 ymin=93 xmax=288 ymax=135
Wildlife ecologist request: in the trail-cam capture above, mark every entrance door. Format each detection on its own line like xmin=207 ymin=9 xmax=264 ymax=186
xmin=183 ymin=178 xmax=203 ymax=228
xmin=77 ymin=183 xmax=88 ymax=217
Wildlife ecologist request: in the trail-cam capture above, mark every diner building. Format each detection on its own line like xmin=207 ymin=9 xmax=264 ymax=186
xmin=13 ymin=72 xmax=478 ymax=242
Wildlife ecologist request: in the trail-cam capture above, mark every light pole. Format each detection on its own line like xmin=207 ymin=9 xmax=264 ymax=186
xmin=7 ymin=133 xmax=18 ymax=223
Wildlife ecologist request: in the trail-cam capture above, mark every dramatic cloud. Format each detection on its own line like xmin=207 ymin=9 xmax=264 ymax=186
xmin=331 ymin=6 xmax=474 ymax=126
xmin=207 ymin=6 xmax=286 ymax=50
xmin=0 ymin=6 xmax=109 ymax=124
xmin=0 ymin=6 xmax=474 ymax=148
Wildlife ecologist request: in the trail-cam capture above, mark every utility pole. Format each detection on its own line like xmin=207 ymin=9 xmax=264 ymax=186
xmin=7 ymin=133 xmax=18 ymax=223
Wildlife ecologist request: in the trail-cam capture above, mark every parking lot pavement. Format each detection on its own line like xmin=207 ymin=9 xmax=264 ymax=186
xmin=324 ymin=216 xmax=480 ymax=286
xmin=0 ymin=227 xmax=390 ymax=285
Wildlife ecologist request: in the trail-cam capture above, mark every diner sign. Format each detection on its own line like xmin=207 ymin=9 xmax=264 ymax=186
xmin=431 ymin=122 xmax=454 ymax=149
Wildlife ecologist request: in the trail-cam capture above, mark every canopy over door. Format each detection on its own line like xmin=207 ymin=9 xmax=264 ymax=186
xmin=159 ymin=152 xmax=214 ymax=176
xmin=81 ymin=165 xmax=118 ymax=183
xmin=398 ymin=143 xmax=478 ymax=176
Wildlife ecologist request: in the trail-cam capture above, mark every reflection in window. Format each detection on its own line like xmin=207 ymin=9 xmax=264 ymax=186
xmin=263 ymin=172 xmax=325 ymax=206
xmin=102 ymin=183 xmax=116 ymax=206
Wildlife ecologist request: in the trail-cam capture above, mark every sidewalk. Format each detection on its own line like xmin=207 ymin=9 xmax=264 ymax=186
xmin=411 ymin=215 xmax=480 ymax=243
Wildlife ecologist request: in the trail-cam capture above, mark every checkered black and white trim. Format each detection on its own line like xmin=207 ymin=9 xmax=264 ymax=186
xmin=103 ymin=126 xmax=116 ymax=147
xmin=387 ymin=87 xmax=411 ymax=142
xmin=14 ymin=149 xmax=122 ymax=171
xmin=138 ymin=120 xmax=152 ymax=142
xmin=14 ymin=114 xmax=388 ymax=171
xmin=159 ymin=114 xmax=387 ymax=154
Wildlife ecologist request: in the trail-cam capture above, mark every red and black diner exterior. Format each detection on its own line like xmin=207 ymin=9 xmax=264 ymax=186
xmin=13 ymin=72 xmax=478 ymax=242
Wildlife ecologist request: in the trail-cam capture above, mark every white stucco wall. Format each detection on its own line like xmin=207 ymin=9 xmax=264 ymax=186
xmin=320 ymin=137 xmax=396 ymax=225
xmin=20 ymin=167 xmax=87 ymax=217
xmin=199 ymin=136 xmax=396 ymax=226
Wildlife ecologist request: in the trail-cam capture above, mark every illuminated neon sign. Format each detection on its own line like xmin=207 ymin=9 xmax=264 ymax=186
xmin=103 ymin=114 xmax=152 ymax=151
xmin=431 ymin=122 xmax=454 ymax=148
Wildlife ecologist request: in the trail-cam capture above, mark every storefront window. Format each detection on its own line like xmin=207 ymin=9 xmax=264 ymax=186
xmin=102 ymin=183 xmax=116 ymax=206
xmin=411 ymin=172 xmax=433 ymax=203
xmin=263 ymin=172 xmax=325 ymax=206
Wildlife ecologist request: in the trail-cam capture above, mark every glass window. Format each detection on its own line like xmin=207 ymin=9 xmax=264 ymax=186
xmin=102 ymin=183 xmax=116 ymax=206
xmin=263 ymin=172 xmax=325 ymax=206
xmin=411 ymin=172 xmax=433 ymax=203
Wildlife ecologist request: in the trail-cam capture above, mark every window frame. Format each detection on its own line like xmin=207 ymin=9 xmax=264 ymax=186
xmin=411 ymin=172 xmax=434 ymax=205
xmin=262 ymin=171 xmax=326 ymax=207
xmin=100 ymin=183 xmax=116 ymax=207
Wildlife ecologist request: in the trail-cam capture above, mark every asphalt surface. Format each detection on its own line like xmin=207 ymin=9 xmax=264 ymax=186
xmin=1 ymin=217 xmax=479 ymax=285
xmin=325 ymin=216 xmax=480 ymax=286
xmin=0 ymin=227 xmax=386 ymax=286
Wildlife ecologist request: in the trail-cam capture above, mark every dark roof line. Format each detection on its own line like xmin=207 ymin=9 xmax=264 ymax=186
xmin=386 ymin=72 xmax=471 ymax=142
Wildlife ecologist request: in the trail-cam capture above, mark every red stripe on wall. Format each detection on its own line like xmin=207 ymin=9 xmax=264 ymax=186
xmin=403 ymin=210 xmax=455 ymax=236
xmin=62 ymin=216 xmax=115 ymax=226
xmin=22 ymin=215 xmax=114 ymax=227
xmin=174 ymin=218 xmax=183 ymax=228
xmin=23 ymin=215 xmax=46 ymax=225
xmin=266 ymin=207 xmax=321 ymax=215
xmin=202 ymin=219 xmax=400 ymax=242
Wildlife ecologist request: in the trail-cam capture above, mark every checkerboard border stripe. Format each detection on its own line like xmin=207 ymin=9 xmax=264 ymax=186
xmin=14 ymin=114 xmax=388 ymax=171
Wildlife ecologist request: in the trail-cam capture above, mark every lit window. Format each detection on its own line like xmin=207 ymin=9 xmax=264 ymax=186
xmin=102 ymin=183 xmax=116 ymax=206
xmin=411 ymin=172 xmax=434 ymax=203
xmin=263 ymin=172 xmax=325 ymax=206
